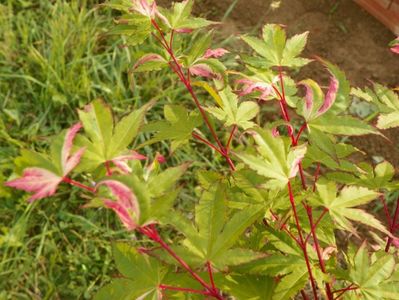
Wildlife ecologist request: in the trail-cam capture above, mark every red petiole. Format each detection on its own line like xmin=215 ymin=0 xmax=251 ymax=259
xmin=62 ymin=177 xmax=96 ymax=193
xmin=332 ymin=284 xmax=358 ymax=300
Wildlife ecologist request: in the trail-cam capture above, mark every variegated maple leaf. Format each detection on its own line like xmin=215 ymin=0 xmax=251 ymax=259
xmin=390 ymin=37 xmax=399 ymax=54
xmin=5 ymin=123 xmax=85 ymax=201
xmin=98 ymin=180 xmax=141 ymax=231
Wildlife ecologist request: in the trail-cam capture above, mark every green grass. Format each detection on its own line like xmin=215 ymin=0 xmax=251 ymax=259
xmin=0 ymin=0 xmax=161 ymax=298
xmin=0 ymin=1 xmax=237 ymax=298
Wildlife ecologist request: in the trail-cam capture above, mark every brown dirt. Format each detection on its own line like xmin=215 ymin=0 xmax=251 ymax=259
xmin=159 ymin=0 xmax=399 ymax=168
xmin=192 ymin=0 xmax=399 ymax=86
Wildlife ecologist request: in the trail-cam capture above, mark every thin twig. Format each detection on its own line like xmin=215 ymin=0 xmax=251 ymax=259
xmin=226 ymin=125 xmax=237 ymax=152
xmin=287 ymin=181 xmax=319 ymax=300
xmin=192 ymin=132 xmax=225 ymax=155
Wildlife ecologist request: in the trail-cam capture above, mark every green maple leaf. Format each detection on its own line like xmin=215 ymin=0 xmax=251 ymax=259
xmin=206 ymin=85 xmax=259 ymax=130
xmin=313 ymin=181 xmax=387 ymax=235
xmin=241 ymin=24 xmax=311 ymax=69
xmin=141 ymin=104 xmax=202 ymax=151
xmin=75 ymin=99 xmax=153 ymax=172
xmin=235 ymin=128 xmax=307 ymax=188
xmin=94 ymin=243 xmax=166 ymax=300
xmin=166 ymin=182 xmax=263 ymax=269
xmin=160 ymin=0 xmax=216 ymax=31
xmin=352 ymin=83 xmax=399 ymax=129
xmin=346 ymin=244 xmax=399 ymax=300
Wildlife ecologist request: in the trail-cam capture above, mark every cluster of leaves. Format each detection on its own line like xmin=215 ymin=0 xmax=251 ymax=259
xmin=4 ymin=0 xmax=399 ymax=299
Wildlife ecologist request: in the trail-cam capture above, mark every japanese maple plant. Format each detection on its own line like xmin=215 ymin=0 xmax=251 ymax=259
xmin=5 ymin=0 xmax=399 ymax=299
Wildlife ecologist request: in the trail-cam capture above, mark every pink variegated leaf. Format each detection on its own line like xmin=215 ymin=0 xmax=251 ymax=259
xmin=189 ymin=64 xmax=216 ymax=79
xmin=5 ymin=168 xmax=62 ymax=202
xmin=288 ymin=144 xmax=307 ymax=178
xmin=237 ymin=79 xmax=274 ymax=101
xmin=133 ymin=54 xmax=166 ymax=70
xmin=175 ymin=28 xmax=193 ymax=34
xmin=111 ymin=151 xmax=147 ymax=174
xmin=298 ymin=81 xmax=314 ymax=120
xmin=61 ymin=123 xmax=86 ymax=175
xmin=155 ymin=153 xmax=166 ymax=164
xmin=104 ymin=200 xmax=138 ymax=230
xmin=131 ymin=0 xmax=157 ymax=18
xmin=390 ymin=37 xmax=399 ymax=54
xmin=272 ymin=127 xmax=280 ymax=137
xmin=316 ymin=76 xmax=339 ymax=117
xmin=203 ymin=48 xmax=229 ymax=59
xmin=98 ymin=180 xmax=140 ymax=230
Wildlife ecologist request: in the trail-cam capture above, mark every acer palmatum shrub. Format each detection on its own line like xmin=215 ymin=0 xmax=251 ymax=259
xmin=5 ymin=0 xmax=399 ymax=299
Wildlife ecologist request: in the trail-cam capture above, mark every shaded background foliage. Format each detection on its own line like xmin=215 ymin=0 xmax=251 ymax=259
xmin=0 ymin=0 xmax=398 ymax=299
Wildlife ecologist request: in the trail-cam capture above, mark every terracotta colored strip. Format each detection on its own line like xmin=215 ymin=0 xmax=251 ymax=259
xmin=354 ymin=0 xmax=399 ymax=35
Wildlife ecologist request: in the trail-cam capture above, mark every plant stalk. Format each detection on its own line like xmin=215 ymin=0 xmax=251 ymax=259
xmin=62 ymin=177 xmax=96 ymax=193
xmin=287 ymin=181 xmax=318 ymax=300
xmin=385 ymin=196 xmax=399 ymax=252
xmin=139 ymin=225 xmax=223 ymax=299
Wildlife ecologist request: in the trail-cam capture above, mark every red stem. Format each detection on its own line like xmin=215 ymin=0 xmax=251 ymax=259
xmin=269 ymin=210 xmax=302 ymax=247
xmin=380 ymin=195 xmax=392 ymax=228
xmin=298 ymin=164 xmax=307 ymax=190
xmin=207 ymin=261 xmax=216 ymax=290
xmin=105 ymin=161 xmax=112 ymax=176
xmin=295 ymin=123 xmax=307 ymax=145
xmin=332 ymin=284 xmax=358 ymax=300
xmin=151 ymin=19 xmax=235 ymax=171
xmin=305 ymin=205 xmax=333 ymax=300
xmin=159 ymin=284 xmax=211 ymax=296
xmin=139 ymin=225 xmax=223 ymax=299
xmin=62 ymin=177 xmax=96 ymax=193
xmin=226 ymin=125 xmax=237 ymax=152
xmin=313 ymin=163 xmax=321 ymax=192
xmin=305 ymin=208 xmax=328 ymax=243
xmin=169 ymin=29 xmax=175 ymax=50
xmin=274 ymin=69 xmax=307 ymax=188
xmin=385 ymin=196 xmax=399 ymax=252
xmin=301 ymin=290 xmax=310 ymax=300
xmin=192 ymin=132 xmax=225 ymax=156
xmin=287 ymin=181 xmax=318 ymax=300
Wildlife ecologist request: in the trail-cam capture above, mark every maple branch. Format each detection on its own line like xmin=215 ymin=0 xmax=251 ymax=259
xmin=385 ymin=196 xmax=399 ymax=252
xmin=305 ymin=208 xmax=329 ymax=243
xmin=305 ymin=205 xmax=333 ymax=299
xmin=332 ymin=284 xmax=358 ymax=300
xmin=207 ymin=261 xmax=216 ymax=290
xmin=139 ymin=225 xmax=224 ymax=299
xmin=273 ymin=68 xmax=307 ymax=188
xmin=313 ymin=163 xmax=321 ymax=192
xmin=151 ymin=19 xmax=235 ymax=171
xmin=269 ymin=210 xmax=301 ymax=247
xmin=287 ymin=181 xmax=318 ymax=300
xmin=192 ymin=132 xmax=225 ymax=156
xmin=63 ymin=177 xmax=95 ymax=193
xmin=380 ymin=195 xmax=392 ymax=228
xmin=226 ymin=125 xmax=237 ymax=152
xmin=295 ymin=123 xmax=307 ymax=144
